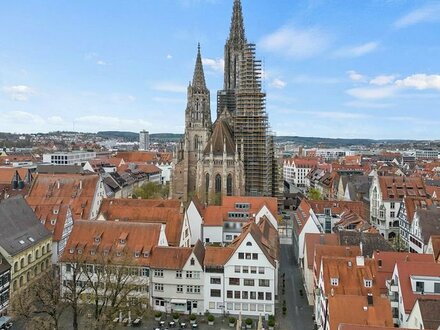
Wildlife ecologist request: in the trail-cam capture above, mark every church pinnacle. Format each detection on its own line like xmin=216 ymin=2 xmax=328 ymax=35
xmin=192 ymin=43 xmax=207 ymax=90
xmin=228 ymin=0 xmax=246 ymax=46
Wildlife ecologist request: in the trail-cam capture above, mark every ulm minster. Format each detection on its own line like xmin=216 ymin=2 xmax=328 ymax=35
xmin=171 ymin=0 xmax=279 ymax=204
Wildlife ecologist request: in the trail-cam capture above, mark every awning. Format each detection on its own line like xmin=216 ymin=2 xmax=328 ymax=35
xmin=170 ymin=298 xmax=187 ymax=304
xmin=0 ymin=316 xmax=12 ymax=326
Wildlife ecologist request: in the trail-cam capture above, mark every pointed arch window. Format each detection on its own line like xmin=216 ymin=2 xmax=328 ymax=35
xmin=205 ymin=173 xmax=210 ymax=193
xmin=194 ymin=135 xmax=199 ymax=150
xmin=227 ymin=174 xmax=233 ymax=196
xmin=215 ymin=174 xmax=222 ymax=194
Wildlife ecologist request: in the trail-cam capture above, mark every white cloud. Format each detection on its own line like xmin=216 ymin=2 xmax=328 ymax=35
xmin=346 ymin=86 xmax=397 ymax=100
xmin=75 ymin=115 xmax=152 ymax=130
xmin=394 ymin=3 xmax=440 ymax=28
xmin=347 ymin=70 xmax=366 ymax=82
xmin=152 ymin=82 xmax=187 ymax=93
xmin=334 ymin=42 xmax=378 ymax=58
xmin=47 ymin=116 xmax=65 ymax=125
xmin=344 ymin=101 xmax=393 ymax=109
xmin=166 ymin=54 xmax=173 ymax=60
xmin=202 ymin=58 xmax=224 ymax=72
xmin=3 ymin=111 xmax=44 ymax=124
xmin=269 ymin=78 xmax=287 ymax=89
xmin=259 ymin=26 xmax=331 ymax=59
xmin=291 ymin=74 xmax=340 ymax=84
xmin=370 ymin=75 xmax=396 ymax=86
xmin=395 ymin=74 xmax=440 ymax=90
xmin=96 ymin=60 xmax=107 ymax=66
xmin=2 ymin=85 xmax=36 ymax=101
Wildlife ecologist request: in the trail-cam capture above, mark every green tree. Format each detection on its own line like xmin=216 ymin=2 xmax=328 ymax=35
xmin=307 ymin=188 xmax=322 ymax=200
xmin=133 ymin=182 xmax=169 ymax=200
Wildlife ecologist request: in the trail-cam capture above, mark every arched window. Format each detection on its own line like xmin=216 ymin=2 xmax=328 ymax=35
xmin=227 ymin=174 xmax=233 ymax=196
xmin=19 ymin=276 xmax=24 ymax=287
xmin=20 ymin=258 xmax=24 ymax=268
xmin=47 ymin=243 xmax=50 ymax=252
xmin=215 ymin=174 xmax=222 ymax=194
xmin=14 ymin=262 xmax=18 ymax=272
xmin=246 ymin=242 xmax=252 ymax=246
xmin=28 ymin=254 xmax=32 ymax=264
xmin=13 ymin=280 xmax=17 ymax=291
xmin=205 ymin=173 xmax=210 ymax=202
xmin=194 ymin=135 xmax=199 ymax=150
xmin=26 ymin=272 xmax=31 ymax=282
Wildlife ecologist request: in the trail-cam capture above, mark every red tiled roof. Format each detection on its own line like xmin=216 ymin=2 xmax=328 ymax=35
xmin=321 ymin=256 xmax=379 ymax=297
xmin=372 ymin=251 xmax=434 ymax=295
xmin=304 ymin=233 xmax=339 ymax=270
xmin=32 ymin=204 xmax=71 ymax=242
xmin=308 ymin=200 xmax=366 ymax=219
xmin=98 ymin=198 xmax=183 ymax=246
xmin=329 ymin=295 xmax=393 ymax=330
xmin=26 ymin=173 xmax=99 ymax=220
xmin=395 ymin=261 xmax=440 ymax=313
xmin=60 ymin=220 xmax=162 ymax=266
xmin=378 ymin=176 xmax=426 ymax=201
xmin=150 ymin=246 xmax=192 ymax=270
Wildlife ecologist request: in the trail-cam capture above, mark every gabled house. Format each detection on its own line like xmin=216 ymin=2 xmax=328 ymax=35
xmin=150 ymin=241 xmax=205 ymax=314
xmin=387 ymin=260 xmax=440 ymax=327
xmin=406 ymin=298 xmax=440 ymax=329
xmin=409 ymin=205 xmax=440 ymax=253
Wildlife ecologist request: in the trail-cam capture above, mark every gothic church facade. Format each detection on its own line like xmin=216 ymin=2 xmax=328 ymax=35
xmin=172 ymin=0 xmax=278 ymax=204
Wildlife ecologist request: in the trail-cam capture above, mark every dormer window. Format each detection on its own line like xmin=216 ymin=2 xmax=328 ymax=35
xmin=53 ymin=208 xmax=59 ymax=215
xmin=90 ymin=250 xmax=96 ymax=256
xmin=77 ymin=249 xmax=83 ymax=255
xmin=143 ymin=252 xmax=149 ymax=258
xmin=364 ymin=279 xmax=372 ymax=288
xmin=120 ymin=239 xmax=126 ymax=245
xmin=69 ymin=248 xmax=74 ymax=254
xmin=95 ymin=237 xmax=101 ymax=243
xmin=103 ymin=249 xmax=109 ymax=256
xmin=51 ymin=219 xmax=56 ymax=226
xmin=134 ymin=252 xmax=140 ymax=258
xmin=331 ymin=278 xmax=339 ymax=286
xmin=116 ymin=251 xmax=121 ymax=257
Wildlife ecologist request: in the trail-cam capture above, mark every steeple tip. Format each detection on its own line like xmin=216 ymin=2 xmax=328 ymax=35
xmin=192 ymin=43 xmax=207 ymax=90
xmin=229 ymin=0 xmax=246 ymax=45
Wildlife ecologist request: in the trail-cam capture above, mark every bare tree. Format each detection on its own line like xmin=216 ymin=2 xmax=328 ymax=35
xmin=9 ymin=269 xmax=67 ymax=330
xmin=61 ymin=254 xmax=88 ymax=330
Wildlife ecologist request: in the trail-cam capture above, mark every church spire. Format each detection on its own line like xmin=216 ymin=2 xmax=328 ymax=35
xmin=228 ymin=0 xmax=246 ymax=46
xmin=192 ymin=43 xmax=207 ymax=90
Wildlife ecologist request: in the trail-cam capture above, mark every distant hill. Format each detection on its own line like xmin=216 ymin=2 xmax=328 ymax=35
xmin=274 ymin=136 xmax=419 ymax=147
xmin=97 ymin=131 xmax=183 ymax=142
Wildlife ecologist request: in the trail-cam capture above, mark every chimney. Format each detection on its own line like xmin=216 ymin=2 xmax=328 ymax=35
xmin=367 ymin=293 xmax=374 ymax=306
xmin=57 ymin=180 xmax=60 ymax=189
xmin=360 ymin=241 xmax=363 ymax=256
xmin=79 ymin=180 xmax=83 ymax=190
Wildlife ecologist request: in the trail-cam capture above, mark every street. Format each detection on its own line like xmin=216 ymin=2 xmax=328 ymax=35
xmin=277 ymin=244 xmax=314 ymax=330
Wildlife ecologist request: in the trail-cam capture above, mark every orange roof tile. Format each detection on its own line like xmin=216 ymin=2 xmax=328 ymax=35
xmin=32 ymin=204 xmax=71 ymax=242
xmin=0 ymin=167 xmax=30 ymax=184
xmin=98 ymin=198 xmax=183 ymax=246
xmin=308 ymin=200 xmax=366 ymax=219
xmin=26 ymin=173 xmax=99 ymax=220
xmin=328 ymin=295 xmax=393 ymax=330
xmin=150 ymin=246 xmax=192 ymax=270
xmin=372 ymin=251 xmax=434 ymax=295
xmin=321 ymin=256 xmax=379 ymax=297
xmin=314 ymin=245 xmax=361 ymax=281
xmin=204 ymin=246 xmax=234 ymax=267
xmin=203 ymin=206 xmax=224 ymax=226
xmin=293 ymin=199 xmax=312 ymax=235
xmin=378 ymin=176 xmax=426 ymax=201
xmin=60 ymin=220 xmax=162 ymax=266
xmin=305 ymin=233 xmax=339 ymax=270
xmin=430 ymin=235 xmax=440 ymax=262
xmin=394 ymin=261 xmax=440 ymax=313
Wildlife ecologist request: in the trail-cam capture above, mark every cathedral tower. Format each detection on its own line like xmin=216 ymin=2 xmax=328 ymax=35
xmin=171 ymin=45 xmax=212 ymax=201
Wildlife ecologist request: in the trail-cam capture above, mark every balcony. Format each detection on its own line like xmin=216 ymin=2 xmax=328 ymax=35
xmin=386 ymin=279 xmax=398 ymax=293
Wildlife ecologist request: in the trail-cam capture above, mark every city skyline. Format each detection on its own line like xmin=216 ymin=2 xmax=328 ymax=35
xmin=1 ymin=0 xmax=440 ymax=139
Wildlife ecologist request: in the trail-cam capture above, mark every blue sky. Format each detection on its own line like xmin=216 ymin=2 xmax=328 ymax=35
xmin=1 ymin=0 xmax=440 ymax=139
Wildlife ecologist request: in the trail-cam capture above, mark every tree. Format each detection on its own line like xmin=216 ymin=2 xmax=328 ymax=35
xmin=62 ymin=254 xmax=88 ymax=330
xmin=133 ymin=182 xmax=169 ymax=199
xmin=10 ymin=269 xmax=67 ymax=330
xmin=307 ymin=188 xmax=322 ymax=200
